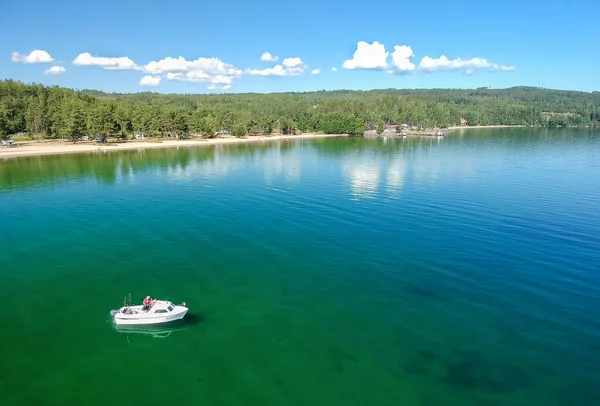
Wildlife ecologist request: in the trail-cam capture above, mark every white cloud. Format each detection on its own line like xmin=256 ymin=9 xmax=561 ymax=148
xmin=44 ymin=66 xmax=65 ymax=75
xmin=144 ymin=56 xmax=186 ymax=73
xmin=63 ymin=43 xmax=516 ymax=91
xmin=208 ymin=83 xmax=231 ymax=91
xmin=166 ymin=72 xmax=182 ymax=80
xmin=140 ymin=76 xmax=161 ymax=86
xmin=185 ymin=71 xmax=210 ymax=81
xmin=282 ymin=57 xmax=303 ymax=68
xmin=282 ymin=57 xmax=306 ymax=75
xmin=261 ymin=52 xmax=278 ymax=62
xmin=390 ymin=45 xmax=415 ymax=73
xmin=247 ymin=65 xmax=286 ymax=77
xmin=11 ymin=50 xmax=54 ymax=64
xmin=489 ymin=64 xmax=517 ymax=72
xmin=73 ymin=52 xmax=137 ymax=70
xmin=418 ymin=55 xmax=515 ymax=74
xmin=247 ymin=57 xmax=307 ymax=77
xmin=341 ymin=40 xmax=515 ymax=76
xmin=286 ymin=65 xmax=305 ymax=75
xmin=342 ymin=41 xmax=389 ymax=70
xmin=143 ymin=56 xmax=242 ymax=90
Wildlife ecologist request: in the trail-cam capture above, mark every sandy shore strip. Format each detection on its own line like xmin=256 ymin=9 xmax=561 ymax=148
xmin=0 ymin=133 xmax=349 ymax=159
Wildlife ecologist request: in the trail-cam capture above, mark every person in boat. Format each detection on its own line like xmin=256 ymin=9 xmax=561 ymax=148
xmin=142 ymin=295 xmax=152 ymax=310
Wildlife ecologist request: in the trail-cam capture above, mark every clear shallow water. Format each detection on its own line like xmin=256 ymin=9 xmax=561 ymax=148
xmin=1 ymin=128 xmax=599 ymax=406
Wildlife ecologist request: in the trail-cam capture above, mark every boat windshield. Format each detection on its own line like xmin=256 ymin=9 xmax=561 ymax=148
xmin=167 ymin=305 xmax=174 ymax=312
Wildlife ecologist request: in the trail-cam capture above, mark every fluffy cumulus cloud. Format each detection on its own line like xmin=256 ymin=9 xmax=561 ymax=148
xmin=54 ymin=41 xmax=516 ymax=90
xmin=390 ymin=45 xmax=415 ymax=73
xmin=343 ymin=41 xmax=389 ymax=70
xmin=247 ymin=65 xmax=286 ymax=77
xmin=44 ymin=65 xmax=66 ymax=75
xmin=418 ymin=56 xmax=516 ymax=74
xmin=166 ymin=72 xmax=182 ymax=80
xmin=342 ymin=40 xmax=515 ymax=76
xmin=140 ymin=76 xmax=161 ymax=86
xmin=143 ymin=56 xmax=187 ymax=73
xmin=343 ymin=41 xmax=416 ymax=73
xmin=73 ymin=52 xmax=137 ymax=70
xmin=12 ymin=50 xmax=54 ymax=64
xmin=261 ymin=52 xmax=278 ymax=62
xmin=282 ymin=57 xmax=305 ymax=75
xmin=143 ymin=56 xmax=242 ymax=90
xmin=247 ymin=56 xmax=307 ymax=77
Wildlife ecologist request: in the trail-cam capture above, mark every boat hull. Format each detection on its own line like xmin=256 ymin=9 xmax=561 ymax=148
xmin=113 ymin=310 xmax=187 ymax=325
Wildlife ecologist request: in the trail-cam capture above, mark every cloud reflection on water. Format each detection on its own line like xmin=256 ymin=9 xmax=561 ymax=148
xmin=385 ymin=159 xmax=407 ymax=198
xmin=341 ymin=152 xmax=407 ymax=200
xmin=263 ymin=142 xmax=301 ymax=185
xmin=157 ymin=142 xmax=303 ymax=185
xmin=164 ymin=150 xmax=244 ymax=182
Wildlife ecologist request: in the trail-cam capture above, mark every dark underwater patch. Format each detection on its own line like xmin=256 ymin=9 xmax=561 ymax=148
xmin=443 ymin=349 xmax=533 ymax=394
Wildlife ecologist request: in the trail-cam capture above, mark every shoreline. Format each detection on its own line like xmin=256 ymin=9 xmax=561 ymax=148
xmin=0 ymin=133 xmax=349 ymax=159
xmin=447 ymin=125 xmax=526 ymax=130
xmin=366 ymin=124 xmax=527 ymax=138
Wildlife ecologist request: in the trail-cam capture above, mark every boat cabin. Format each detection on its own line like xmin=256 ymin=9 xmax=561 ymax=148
xmin=118 ymin=300 xmax=177 ymax=315
xmin=145 ymin=300 xmax=177 ymax=313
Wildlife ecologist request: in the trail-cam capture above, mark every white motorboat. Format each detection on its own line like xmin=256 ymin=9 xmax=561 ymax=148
xmin=110 ymin=297 xmax=188 ymax=325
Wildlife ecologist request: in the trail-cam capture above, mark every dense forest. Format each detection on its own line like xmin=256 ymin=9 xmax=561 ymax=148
xmin=1 ymin=79 xmax=599 ymax=141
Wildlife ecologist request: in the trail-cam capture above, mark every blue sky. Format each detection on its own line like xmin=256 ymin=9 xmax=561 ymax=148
xmin=1 ymin=0 xmax=598 ymax=94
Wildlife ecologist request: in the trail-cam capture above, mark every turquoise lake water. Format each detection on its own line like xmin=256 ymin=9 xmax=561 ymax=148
xmin=1 ymin=128 xmax=599 ymax=405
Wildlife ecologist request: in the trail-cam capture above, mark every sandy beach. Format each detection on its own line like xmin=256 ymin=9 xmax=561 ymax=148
xmin=0 ymin=133 xmax=349 ymax=159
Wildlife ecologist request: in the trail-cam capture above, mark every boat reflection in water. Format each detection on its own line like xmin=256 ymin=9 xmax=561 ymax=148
xmin=111 ymin=314 xmax=203 ymax=339
xmin=113 ymin=323 xmax=188 ymax=338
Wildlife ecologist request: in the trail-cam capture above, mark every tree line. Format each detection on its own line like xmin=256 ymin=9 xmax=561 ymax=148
xmin=1 ymin=80 xmax=599 ymax=141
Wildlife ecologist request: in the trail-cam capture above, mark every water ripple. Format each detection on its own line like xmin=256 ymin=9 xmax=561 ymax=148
xmin=1 ymin=129 xmax=600 ymax=405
